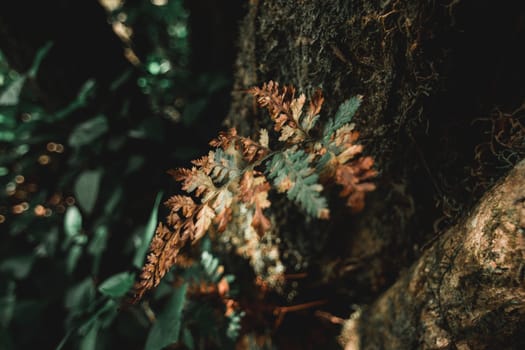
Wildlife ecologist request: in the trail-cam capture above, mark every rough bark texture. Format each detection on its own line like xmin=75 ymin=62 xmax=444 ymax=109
xmin=341 ymin=160 xmax=525 ymax=349
xmin=228 ymin=0 xmax=525 ymax=347
xmin=228 ymin=0 xmax=448 ymax=298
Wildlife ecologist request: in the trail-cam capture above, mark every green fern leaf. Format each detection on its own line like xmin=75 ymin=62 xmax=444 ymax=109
xmin=201 ymin=251 xmax=222 ymax=283
xmin=210 ymin=148 xmax=239 ymax=184
xmin=266 ymin=148 xmax=329 ymax=218
xmin=323 ymin=95 xmax=362 ymax=142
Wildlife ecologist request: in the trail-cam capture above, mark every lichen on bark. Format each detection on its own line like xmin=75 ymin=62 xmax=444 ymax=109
xmin=341 ymin=160 xmax=525 ymax=349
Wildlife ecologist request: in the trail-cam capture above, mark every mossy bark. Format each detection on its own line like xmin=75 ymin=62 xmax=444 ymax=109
xmin=228 ymin=0 xmax=525 ymax=347
xmin=341 ymin=160 xmax=525 ymax=349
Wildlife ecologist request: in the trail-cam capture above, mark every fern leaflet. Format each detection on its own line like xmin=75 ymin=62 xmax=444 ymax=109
xmin=323 ymin=95 xmax=362 ymax=142
xmin=266 ymin=148 xmax=329 ymax=219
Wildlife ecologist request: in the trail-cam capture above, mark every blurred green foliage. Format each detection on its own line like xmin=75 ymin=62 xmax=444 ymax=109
xmin=0 ymin=1 xmax=239 ymax=349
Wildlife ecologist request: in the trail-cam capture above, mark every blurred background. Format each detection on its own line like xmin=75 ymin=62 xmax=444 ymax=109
xmin=0 ymin=1 xmax=249 ymax=349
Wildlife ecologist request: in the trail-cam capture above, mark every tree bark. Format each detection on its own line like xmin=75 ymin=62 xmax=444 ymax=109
xmin=228 ymin=0 xmax=525 ymax=347
xmin=341 ymin=160 xmax=525 ymax=349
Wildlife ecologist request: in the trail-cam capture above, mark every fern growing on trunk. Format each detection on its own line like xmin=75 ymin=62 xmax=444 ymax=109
xmin=132 ymin=81 xmax=377 ymax=302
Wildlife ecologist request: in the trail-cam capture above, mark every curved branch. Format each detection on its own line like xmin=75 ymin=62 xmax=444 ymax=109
xmin=341 ymin=160 xmax=525 ymax=349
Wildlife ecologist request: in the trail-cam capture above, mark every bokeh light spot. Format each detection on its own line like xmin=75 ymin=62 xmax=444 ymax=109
xmin=38 ymin=155 xmax=50 ymax=165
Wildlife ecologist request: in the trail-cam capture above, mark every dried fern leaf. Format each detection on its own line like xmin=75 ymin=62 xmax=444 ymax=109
xmin=132 ymin=222 xmax=184 ymax=302
xmin=239 ymin=170 xmax=272 ymax=236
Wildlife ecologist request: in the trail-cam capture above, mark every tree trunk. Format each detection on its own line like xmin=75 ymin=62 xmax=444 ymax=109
xmin=228 ymin=0 xmax=525 ymax=347
xmin=341 ymin=159 xmax=525 ymax=349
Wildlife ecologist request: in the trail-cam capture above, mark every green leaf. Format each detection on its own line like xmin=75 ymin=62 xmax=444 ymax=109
xmin=88 ymin=226 xmax=108 ymax=275
xmin=201 ymin=251 xmax=221 ymax=283
xmin=69 ymin=115 xmax=109 ymax=147
xmin=76 ymin=79 xmax=97 ymax=106
xmin=0 ymin=255 xmax=34 ymax=279
xmin=66 ymin=245 xmax=83 ymax=275
xmin=182 ymin=328 xmax=194 ymax=350
xmin=0 ymin=131 xmax=15 ymax=142
xmin=78 ymin=322 xmax=98 ymax=350
xmin=74 ymin=169 xmax=102 ymax=214
xmin=226 ymin=310 xmax=245 ymax=340
xmin=65 ymin=278 xmax=96 ymax=311
xmin=0 ymin=75 xmax=27 ymax=106
xmin=133 ymin=192 xmax=163 ymax=268
xmin=68 ymin=300 xmax=117 ymax=350
xmin=145 ymin=284 xmax=187 ymax=350
xmin=28 ymin=41 xmax=53 ymax=78
xmin=110 ymin=69 xmax=132 ymax=91
xmin=323 ymin=95 xmax=362 ymax=141
xmin=104 ymin=187 xmax=123 ymax=215
xmin=0 ymin=108 xmax=17 ymax=127
xmin=64 ymin=206 xmax=82 ymax=237
xmin=88 ymin=226 xmax=108 ymax=256
xmin=98 ymin=272 xmax=135 ymax=298
xmin=77 ymin=300 xmax=117 ymax=335
xmin=0 ymin=281 xmax=15 ymax=327
xmin=52 ymin=80 xmax=96 ymax=121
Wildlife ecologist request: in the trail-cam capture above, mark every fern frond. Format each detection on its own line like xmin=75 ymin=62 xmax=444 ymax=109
xmin=302 ymin=89 xmax=324 ymax=133
xmin=266 ymin=148 xmax=329 ymax=219
xmin=165 ymin=195 xmax=197 ymax=218
xmin=194 ymin=205 xmax=215 ymax=241
xmin=334 ymin=157 xmax=377 ymax=212
xmin=248 ymin=80 xmax=307 ymax=143
xmin=239 ymin=170 xmax=272 ymax=236
xmin=239 ymin=136 xmax=269 ymax=163
xmin=318 ymin=97 xmax=377 ymax=212
xmin=258 ymin=128 xmax=269 ymax=148
xmin=209 ymin=128 xmax=238 ymax=149
xmin=322 ymin=95 xmax=362 ymax=142
xmin=132 ymin=222 xmax=184 ymax=302
xmin=133 ymin=81 xmax=376 ymax=303
xmin=248 ymin=80 xmax=294 ymax=122
xmin=210 ymin=148 xmax=239 ymax=183
xmin=190 ymin=154 xmax=215 ymax=176
xmin=210 ymin=127 xmax=269 ymax=163
xmin=169 ymin=167 xmax=216 ymax=198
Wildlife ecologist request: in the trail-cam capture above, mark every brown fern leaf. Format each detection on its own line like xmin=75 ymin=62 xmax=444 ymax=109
xmin=214 ymin=206 xmax=232 ymax=232
xmin=249 ymin=81 xmax=310 ymax=143
xmin=248 ymin=80 xmax=295 ymax=122
xmin=131 ymin=198 xmax=216 ymax=302
xmin=240 ymin=137 xmax=269 ymax=163
xmin=239 ymin=170 xmax=272 ymax=236
xmin=194 ymin=204 xmax=215 ymax=241
xmin=209 ymin=128 xmax=238 ymax=149
xmin=165 ymin=195 xmax=197 ymax=217
xmin=308 ymin=89 xmax=324 ymax=119
xmin=132 ymin=222 xmax=185 ymax=302
xmin=334 ymin=157 xmax=377 ymax=213
xmin=191 ymin=154 xmax=213 ymax=175
xmin=169 ymin=167 xmax=216 ymax=198
xmin=319 ymin=120 xmax=377 ymax=212
xmin=210 ymin=127 xmax=269 ymax=163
